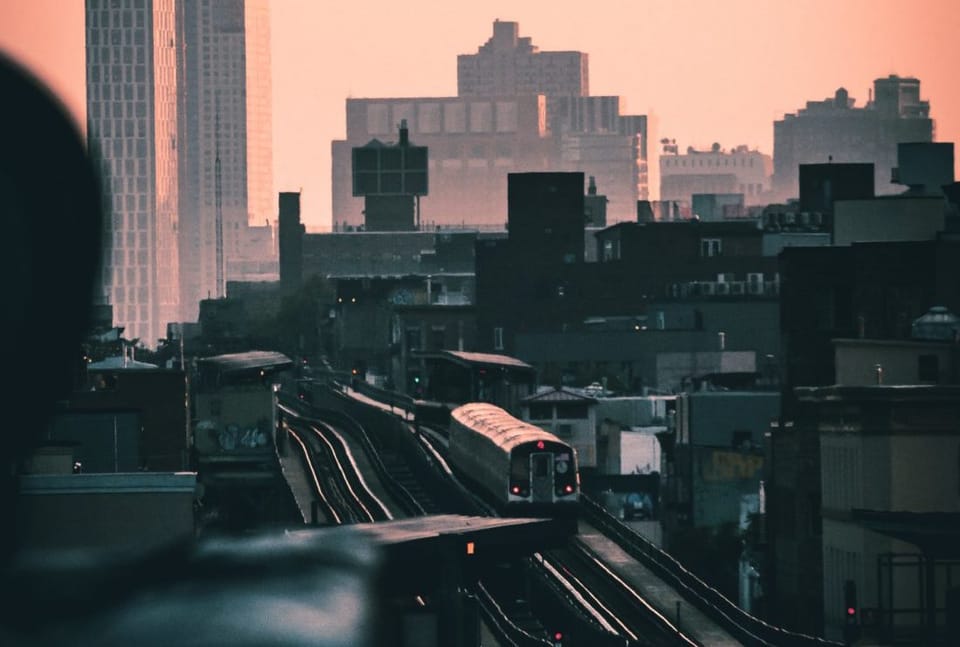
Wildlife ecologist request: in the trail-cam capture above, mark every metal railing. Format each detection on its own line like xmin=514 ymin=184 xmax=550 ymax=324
xmin=580 ymin=496 xmax=842 ymax=647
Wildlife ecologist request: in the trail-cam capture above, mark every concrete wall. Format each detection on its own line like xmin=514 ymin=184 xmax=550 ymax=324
xmin=833 ymin=197 xmax=944 ymax=247
xmin=889 ymin=434 xmax=960 ymax=512
xmin=834 ymin=339 xmax=955 ymax=385
xmin=679 ymin=391 xmax=779 ymax=448
xmin=596 ymin=396 xmax=674 ymax=427
xmin=18 ymin=472 xmax=197 ymax=551
xmin=607 ymin=428 xmax=663 ymax=475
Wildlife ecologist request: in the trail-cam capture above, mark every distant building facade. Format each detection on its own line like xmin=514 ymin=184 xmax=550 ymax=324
xmin=85 ymin=0 xmax=180 ymax=347
xmin=773 ymin=77 xmax=934 ymax=201
xmin=793 ymin=384 xmax=960 ymax=643
xmin=332 ymin=94 xmax=554 ymax=229
xmin=457 ymin=19 xmax=588 ymax=103
xmin=178 ymin=0 xmax=274 ymax=321
xmin=779 ymin=239 xmax=960 ymax=408
xmin=521 ymin=387 xmax=599 ymax=469
xmin=660 ymin=141 xmax=772 ymax=205
xmin=332 ymin=21 xmax=651 ymax=229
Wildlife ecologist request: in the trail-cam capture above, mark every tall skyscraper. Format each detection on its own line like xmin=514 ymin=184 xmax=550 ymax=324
xmin=85 ymin=0 xmax=180 ymax=348
xmin=178 ymin=0 xmax=273 ymax=321
xmin=773 ymin=76 xmax=933 ymax=201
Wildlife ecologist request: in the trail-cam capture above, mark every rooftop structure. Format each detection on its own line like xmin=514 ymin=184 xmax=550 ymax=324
xmin=773 ymin=76 xmax=934 ymax=201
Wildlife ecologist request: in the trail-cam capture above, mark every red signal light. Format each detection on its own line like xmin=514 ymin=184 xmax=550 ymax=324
xmin=847 ymin=607 xmax=856 ymax=616
xmin=537 ymin=440 xmax=545 ymax=449
xmin=554 ymin=631 xmax=563 ymax=641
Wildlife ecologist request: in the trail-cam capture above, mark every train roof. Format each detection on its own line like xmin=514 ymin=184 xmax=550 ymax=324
xmin=446 ymin=350 xmax=532 ymax=369
xmin=197 ymin=350 xmax=293 ymax=373
xmin=426 ymin=350 xmax=534 ymax=370
xmin=451 ymin=402 xmax=571 ymax=454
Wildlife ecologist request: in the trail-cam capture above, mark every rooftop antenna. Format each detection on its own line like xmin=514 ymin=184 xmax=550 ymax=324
xmin=215 ymin=95 xmax=224 ymax=299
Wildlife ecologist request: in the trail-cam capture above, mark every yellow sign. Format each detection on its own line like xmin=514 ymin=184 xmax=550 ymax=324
xmin=701 ymin=451 xmax=763 ymax=482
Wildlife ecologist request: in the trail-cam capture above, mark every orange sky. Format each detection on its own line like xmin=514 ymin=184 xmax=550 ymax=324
xmin=1 ymin=0 xmax=957 ymax=231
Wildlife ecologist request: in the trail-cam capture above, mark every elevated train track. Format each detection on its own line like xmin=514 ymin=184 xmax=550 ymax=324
xmin=291 ymin=382 xmax=693 ymax=645
xmin=285 ymin=380 xmax=841 ymax=647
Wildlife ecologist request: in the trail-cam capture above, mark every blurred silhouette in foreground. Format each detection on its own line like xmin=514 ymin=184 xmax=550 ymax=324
xmin=0 ymin=54 xmax=376 ymax=646
xmin=0 ymin=53 xmax=102 ymax=561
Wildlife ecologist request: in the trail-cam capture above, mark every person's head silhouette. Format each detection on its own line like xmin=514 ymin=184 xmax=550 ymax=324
xmin=0 ymin=53 xmax=103 ymax=562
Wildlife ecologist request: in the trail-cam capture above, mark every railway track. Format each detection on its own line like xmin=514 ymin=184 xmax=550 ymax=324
xmin=282 ymin=406 xmax=396 ymax=524
xmin=290 ymin=383 xmax=837 ymax=646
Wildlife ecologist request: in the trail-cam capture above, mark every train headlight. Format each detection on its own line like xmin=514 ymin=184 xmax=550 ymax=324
xmin=510 ymin=485 xmax=521 ymax=495
xmin=563 ymin=484 xmax=574 ymax=494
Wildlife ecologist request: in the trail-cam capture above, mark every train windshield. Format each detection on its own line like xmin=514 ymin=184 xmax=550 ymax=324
xmin=511 ymin=453 xmax=530 ymax=482
xmin=533 ymin=454 xmax=550 ymax=477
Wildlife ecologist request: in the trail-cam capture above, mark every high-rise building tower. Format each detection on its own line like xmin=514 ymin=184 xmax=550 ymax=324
xmin=773 ymin=76 xmax=933 ymax=201
xmin=178 ymin=0 xmax=273 ymax=321
xmin=457 ymin=19 xmax=588 ymax=100
xmin=85 ymin=0 xmax=180 ymax=348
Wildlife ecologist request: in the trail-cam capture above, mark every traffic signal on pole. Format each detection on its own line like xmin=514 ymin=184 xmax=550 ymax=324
xmin=552 ymin=631 xmax=563 ymax=647
xmin=844 ymin=580 xmax=857 ymax=622
xmin=843 ymin=580 xmax=860 ymax=645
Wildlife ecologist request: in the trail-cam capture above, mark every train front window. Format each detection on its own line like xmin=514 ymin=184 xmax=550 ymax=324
xmin=533 ymin=454 xmax=550 ymax=477
xmin=511 ymin=453 xmax=530 ymax=482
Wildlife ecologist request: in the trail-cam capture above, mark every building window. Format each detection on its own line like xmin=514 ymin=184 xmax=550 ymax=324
xmin=405 ymin=327 xmax=421 ymax=351
xmin=493 ymin=327 xmax=504 ymax=351
xmin=430 ymin=326 xmax=445 ymax=351
xmin=529 ymin=403 xmax=552 ymax=420
xmin=700 ymin=238 xmax=722 ymax=257
xmin=560 ymin=403 xmax=589 ymax=419
xmin=918 ymin=354 xmax=939 ymax=383
xmin=603 ymin=239 xmax=615 ymax=261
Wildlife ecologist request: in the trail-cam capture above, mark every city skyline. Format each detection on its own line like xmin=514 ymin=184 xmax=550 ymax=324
xmin=1 ymin=0 xmax=958 ymax=231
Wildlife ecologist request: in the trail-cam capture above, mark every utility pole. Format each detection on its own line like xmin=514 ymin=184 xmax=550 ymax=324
xmin=215 ymin=98 xmax=224 ymax=299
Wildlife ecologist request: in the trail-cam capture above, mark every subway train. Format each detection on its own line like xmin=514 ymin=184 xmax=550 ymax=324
xmin=448 ymin=403 xmax=580 ymax=517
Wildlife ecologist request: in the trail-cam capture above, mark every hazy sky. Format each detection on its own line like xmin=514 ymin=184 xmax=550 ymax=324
xmin=1 ymin=0 xmax=957 ymax=230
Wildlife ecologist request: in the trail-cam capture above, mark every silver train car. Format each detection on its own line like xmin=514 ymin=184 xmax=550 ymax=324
xmin=449 ymin=402 xmax=580 ymax=516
